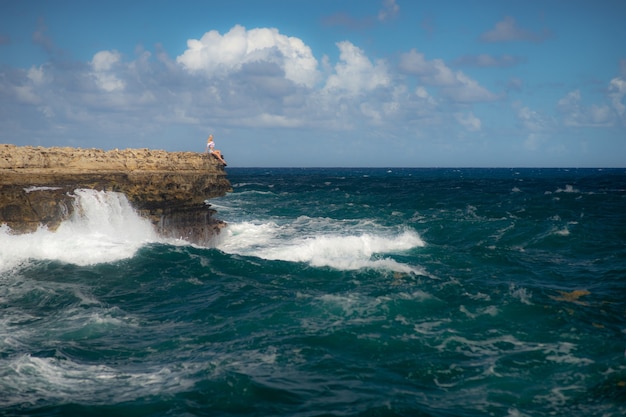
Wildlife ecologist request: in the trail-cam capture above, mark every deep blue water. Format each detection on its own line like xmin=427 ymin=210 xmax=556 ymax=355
xmin=1 ymin=168 xmax=625 ymax=416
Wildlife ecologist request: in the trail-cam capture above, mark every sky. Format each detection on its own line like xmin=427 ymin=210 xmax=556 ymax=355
xmin=1 ymin=0 xmax=625 ymax=167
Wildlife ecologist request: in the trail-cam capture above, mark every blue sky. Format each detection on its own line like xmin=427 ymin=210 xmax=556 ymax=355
xmin=1 ymin=0 xmax=625 ymax=167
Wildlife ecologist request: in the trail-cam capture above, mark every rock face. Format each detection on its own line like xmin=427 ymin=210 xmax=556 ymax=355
xmin=0 ymin=144 xmax=232 ymax=245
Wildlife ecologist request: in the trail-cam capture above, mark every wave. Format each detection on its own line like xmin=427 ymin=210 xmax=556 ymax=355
xmin=217 ymin=219 xmax=425 ymax=273
xmin=1 ymin=188 xmax=425 ymax=274
xmin=0 ymin=189 xmax=159 ymax=272
xmin=556 ymin=184 xmax=579 ymax=193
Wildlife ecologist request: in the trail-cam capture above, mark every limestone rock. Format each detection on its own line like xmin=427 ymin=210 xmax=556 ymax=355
xmin=0 ymin=144 xmax=232 ymax=245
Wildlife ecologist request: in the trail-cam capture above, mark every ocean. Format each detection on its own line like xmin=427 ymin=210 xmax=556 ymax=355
xmin=1 ymin=168 xmax=625 ymax=417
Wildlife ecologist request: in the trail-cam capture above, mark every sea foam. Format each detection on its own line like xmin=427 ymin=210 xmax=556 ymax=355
xmin=0 ymin=189 xmax=158 ymax=272
xmin=218 ymin=220 xmax=425 ymax=273
xmin=1 ymin=354 xmax=194 ymax=407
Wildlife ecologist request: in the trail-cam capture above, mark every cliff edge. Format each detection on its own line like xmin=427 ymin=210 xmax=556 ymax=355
xmin=0 ymin=144 xmax=232 ymax=245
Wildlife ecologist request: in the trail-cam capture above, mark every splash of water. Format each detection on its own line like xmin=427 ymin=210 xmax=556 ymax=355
xmin=217 ymin=220 xmax=425 ymax=273
xmin=0 ymin=189 xmax=158 ymax=272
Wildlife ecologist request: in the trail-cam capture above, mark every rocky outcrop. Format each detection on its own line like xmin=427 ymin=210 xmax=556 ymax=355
xmin=0 ymin=144 xmax=232 ymax=245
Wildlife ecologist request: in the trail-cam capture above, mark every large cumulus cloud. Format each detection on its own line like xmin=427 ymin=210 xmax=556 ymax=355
xmin=176 ymin=25 xmax=319 ymax=89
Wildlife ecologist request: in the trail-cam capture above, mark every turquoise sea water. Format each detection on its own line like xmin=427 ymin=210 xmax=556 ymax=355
xmin=1 ymin=168 xmax=625 ymax=416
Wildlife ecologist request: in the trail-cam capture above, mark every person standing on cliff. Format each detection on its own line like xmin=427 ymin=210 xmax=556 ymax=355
xmin=206 ymin=134 xmax=227 ymax=166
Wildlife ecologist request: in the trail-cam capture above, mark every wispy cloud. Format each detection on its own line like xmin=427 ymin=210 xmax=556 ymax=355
xmin=378 ymin=0 xmax=399 ymax=22
xmin=323 ymin=0 xmax=398 ymax=29
xmin=398 ymin=49 xmax=499 ymax=102
xmin=608 ymin=76 xmax=626 ymax=124
xmin=480 ymin=16 xmax=553 ymax=43
xmin=557 ymin=90 xmax=614 ymax=128
xmin=32 ymin=17 xmax=55 ymax=54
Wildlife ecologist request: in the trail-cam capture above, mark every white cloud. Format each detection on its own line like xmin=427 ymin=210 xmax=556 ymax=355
xmin=176 ymin=25 xmax=319 ymax=88
xmin=0 ymin=30 xmax=492 ymax=153
xmin=323 ymin=41 xmax=390 ymax=95
xmin=92 ymin=50 xmax=121 ymax=71
xmin=399 ymin=49 xmax=498 ymax=102
xmin=360 ymin=102 xmax=384 ymax=125
xmin=557 ymin=90 xmax=614 ymax=127
xmin=13 ymin=65 xmax=47 ymax=104
xmin=27 ymin=65 xmax=46 ymax=85
xmin=414 ymin=86 xmax=437 ymax=107
xmin=415 ymin=86 xmax=428 ymax=99
xmin=442 ymin=72 xmax=498 ymax=102
xmin=516 ymin=104 xmax=552 ymax=132
xmin=480 ymin=16 xmax=552 ymax=43
xmin=8 ymin=20 xmax=623 ymax=166
xmin=91 ymin=50 xmax=125 ymax=92
xmin=514 ymin=104 xmax=553 ymax=151
xmin=608 ymin=77 xmax=626 ymax=122
xmin=399 ymin=50 xmax=441 ymax=81
xmin=14 ymin=85 xmax=41 ymax=105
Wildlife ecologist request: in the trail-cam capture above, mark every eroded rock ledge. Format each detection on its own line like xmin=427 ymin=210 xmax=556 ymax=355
xmin=0 ymin=144 xmax=232 ymax=245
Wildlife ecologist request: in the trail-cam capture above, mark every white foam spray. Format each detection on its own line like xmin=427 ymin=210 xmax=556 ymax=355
xmin=0 ymin=189 xmax=159 ymax=272
xmin=217 ymin=219 xmax=425 ymax=273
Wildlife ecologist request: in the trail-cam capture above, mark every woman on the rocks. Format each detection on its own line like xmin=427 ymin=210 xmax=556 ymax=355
xmin=206 ymin=134 xmax=227 ymax=165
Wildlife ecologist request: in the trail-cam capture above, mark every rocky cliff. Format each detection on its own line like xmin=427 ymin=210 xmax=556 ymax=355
xmin=0 ymin=144 xmax=232 ymax=245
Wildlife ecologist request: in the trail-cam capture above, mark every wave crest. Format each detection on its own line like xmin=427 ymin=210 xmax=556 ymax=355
xmin=218 ymin=220 xmax=425 ymax=273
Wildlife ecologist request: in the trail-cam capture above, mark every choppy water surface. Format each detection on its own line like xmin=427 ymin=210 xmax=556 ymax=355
xmin=1 ymin=168 xmax=625 ymax=416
